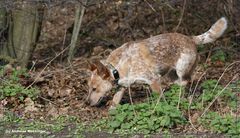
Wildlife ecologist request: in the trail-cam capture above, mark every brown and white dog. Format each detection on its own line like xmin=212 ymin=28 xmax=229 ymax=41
xmin=86 ymin=17 xmax=227 ymax=108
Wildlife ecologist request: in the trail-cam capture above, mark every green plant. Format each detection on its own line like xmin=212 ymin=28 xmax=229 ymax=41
xmin=197 ymin=79 xmax=237 ymax=109
xmin=1 ymin=111 xmax=24 ymax=123
xmin=0 ymin=81 xmax=39 ymax=101
xmin=197 ymin=44 xmax=205 ymax=52
xmin=0 ymin=66 xmax=39 ymax=101
xmin=198 ymin=112 xmax=240 ymax=135
xmin=1 ymin=113 xmax=85 ymax=137
xmin=196 ymin=80 xmax=239 ymax=135
xmin=211 ymin=50 xmax=227 ymax=62
xmin=95 ymin=79 xmax=238 ymax=135
xmin=21 ymin=115 xmax=79 ymax=132
xmin=163 ymin=84 xmax=190 ymax=110
xmin=98 ymin=98 xmax=186 ymax=134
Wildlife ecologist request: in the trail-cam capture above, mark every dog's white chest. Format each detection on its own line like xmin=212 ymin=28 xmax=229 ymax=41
xmin=118 ymin=77 xmax=152 ymax=87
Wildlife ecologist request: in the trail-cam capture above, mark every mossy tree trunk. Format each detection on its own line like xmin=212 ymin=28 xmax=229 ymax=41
xmin=3 ymin=2 xmax=41 ymax=67
xmin=0 ymin=1 xmax=6 ymax=30
xmin=0 ymin=1 xmax=10 ymax=65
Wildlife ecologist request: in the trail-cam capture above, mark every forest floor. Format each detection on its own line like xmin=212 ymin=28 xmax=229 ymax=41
xmin=1 ymin=45 xmax=240 ymax=137
xmin=1 ymin=1 xmax=240 ymax=137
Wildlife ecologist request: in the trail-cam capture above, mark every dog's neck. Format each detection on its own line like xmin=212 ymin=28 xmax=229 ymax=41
xmin=106 ymin=63 xmax=120 ymax=85
xmin=91 ymin=60 xmax=120 ymax=85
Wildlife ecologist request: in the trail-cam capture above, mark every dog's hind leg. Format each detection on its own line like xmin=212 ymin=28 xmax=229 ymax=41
xmin=175 ymin=53 xmax=197 ymax=86
xmin=109 ymin=87 xmax=125 ymax=110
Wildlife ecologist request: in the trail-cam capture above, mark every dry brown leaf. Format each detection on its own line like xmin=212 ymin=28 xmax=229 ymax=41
xmin=24 ymin=98 xmax=38 ymax=113
xmin=59 ymin=86 xmax=72 ymax=97
xmin=0 ymin=99 xmax=8 ymax=119
xmin=46 ymin=104 xmax=59 ymax=118
xmin=191 ymin=112 xmax=200 ymax=123
xmin=58 ymin=107 xmax=69 ymax=115
xmin=47 ymin=88 xmax=55 ymax=97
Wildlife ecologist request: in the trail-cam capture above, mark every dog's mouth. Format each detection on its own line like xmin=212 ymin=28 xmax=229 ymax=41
xmin=90 ymin=96 xmax=104 ymax=106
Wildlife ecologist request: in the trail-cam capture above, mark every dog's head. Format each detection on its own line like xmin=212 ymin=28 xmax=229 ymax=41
xmin=86 ymin=60 xmax=113 ymax=106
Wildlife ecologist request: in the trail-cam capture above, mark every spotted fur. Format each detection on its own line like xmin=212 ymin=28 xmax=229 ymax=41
xmin=86 ymin=17 xmax=228 ymax=107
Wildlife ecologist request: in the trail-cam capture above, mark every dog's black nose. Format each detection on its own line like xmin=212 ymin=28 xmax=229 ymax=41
xmin=84 ymin=100 xmax=90 ymax=105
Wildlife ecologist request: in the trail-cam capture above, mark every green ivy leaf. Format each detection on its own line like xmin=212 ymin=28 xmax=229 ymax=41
xmin=109 ymin=120 xmax=121 ymax=128
xmin=121 ymin=123 xmax=132 ymax=129
xmin=160 ymin=116 xmax=171 ymax=127
xmin=19 ymin=96 xmax=24 ymax=101
xmin=116 ymin=114 xmax=126 ymax=122
xmin=108 ymin=109 xmax=118 ymax=116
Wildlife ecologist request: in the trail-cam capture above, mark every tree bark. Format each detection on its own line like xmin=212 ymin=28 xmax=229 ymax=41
xmin=0 ymin=2 xmax=11 ymax=65
xmin=4 ymin=2 xmax=41 ymax=67
xmin=67 ymin=1 xmax=87 ymax=62
xmin=0 ymin=1 xmax=6 ymax=30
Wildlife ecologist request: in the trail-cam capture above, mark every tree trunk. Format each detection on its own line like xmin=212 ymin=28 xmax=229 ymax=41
xmin=0 ymin=1 xmax=6 ymax=30
xmin=0 ymin=2 xmax=10 ymax=65
xmin=4 ymin=2 xmax=40 ymax=67
xmin=67 ymin=1 xmax=87 ymax=62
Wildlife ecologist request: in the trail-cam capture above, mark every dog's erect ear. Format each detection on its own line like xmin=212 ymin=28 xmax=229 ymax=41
xmin=95 ymin=60 xmax=104 ymax=72
xmin=100 ymin=60 xmax=108 ymax=66
xmin=86 ymin=60 xmax=111 ymax=79
xmin=95 ymin=60 xmax=111 ymax=79
xmin=86 ymin=60 xmax=97 ymax=71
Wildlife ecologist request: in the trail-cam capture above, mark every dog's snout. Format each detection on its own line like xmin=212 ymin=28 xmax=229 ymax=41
xmin=85 ymin=99 xmax=97 ymax=106
xmin=85 ymin=95 xmax=91 ymax=105
xmin=85 ymin=99 xmax=90 ymax=105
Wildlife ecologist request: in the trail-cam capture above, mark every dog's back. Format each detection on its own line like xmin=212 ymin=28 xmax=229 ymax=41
xmin=86 ymin=17 xmax=228 ymax=108
xmin=106 ymin=17 xmax=227 ymax=86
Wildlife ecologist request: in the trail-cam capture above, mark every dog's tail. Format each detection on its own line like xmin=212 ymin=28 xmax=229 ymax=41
xmin=192 ymin=17 xmax=227 ymax=45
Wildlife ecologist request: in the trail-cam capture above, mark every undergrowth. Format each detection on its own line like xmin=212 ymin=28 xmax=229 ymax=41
xmin=94 ymin=80 xmax=239 ymax=136
xmin=0 ymin=113 xmax=85 ymax=137
xmin=0 ymin=65 xmax=239 ymax=136
xmin=199 ymin=112 xmax=240 ymax=135
xmin=0 ymin=66 xmax=39 ymax=101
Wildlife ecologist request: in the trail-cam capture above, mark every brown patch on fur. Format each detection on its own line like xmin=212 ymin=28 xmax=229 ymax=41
xmin=106 ymin=33 xmax=197 ymax=84
xmin=145 ymin=33 xmax=196 ymax=70
xmin=90 ymin=61 xmax=111 ymax=80
xmin=150 ymin=79 xmax=162 ymax=93
xmin=88 ymin=62 xmax=97 ymax=71
xmin=138 ymin=42 xmax=156 ymax=69
xmin=86 ymin=17 xmax=227 ymax=108
xmin=107 ymin=42 xmax=131 ymax=66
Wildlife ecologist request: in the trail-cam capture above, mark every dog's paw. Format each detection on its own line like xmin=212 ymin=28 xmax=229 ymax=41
xmin=174 ymin=79 xmax=188 ymax=86
xmin=108 ymin=105 xmax=117 ymax=111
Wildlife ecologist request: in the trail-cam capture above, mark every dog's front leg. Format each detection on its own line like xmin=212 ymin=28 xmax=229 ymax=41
xmin=150 ymin=78 xmax=164 ymax=99
xmin=109 ymin=87 xmax=125 ymax=110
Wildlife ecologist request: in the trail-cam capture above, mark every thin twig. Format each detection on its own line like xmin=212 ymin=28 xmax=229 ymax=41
xmin=128 ymin=85 xmax=136 ymax=116
xmin=144 ymin=0 xmax=156 ymax=12
xmin=177 ymin=86 xmax=182 ymax=109
xmin=60 ymin=25 xmax=68 ymax=63
xmin=205 ymin=44 xmax=214 ymax=65
xmin=39 ymin=96 xmax=58 ymax=106
xmin=199 ymin=61 xmax=240 ymax=117
xmin=160 ymin=7 xmax=166 ymax=33
xmin=174 ymin=0 xmax=186 ymax=32
xmin=152 ymin=85 xmax=164 ymax=114
xmin=212 ymin=61 xmax=240 ymax=93
xmin=188 ymin=70 xmax=207 ymax=131
xmin=25 ymin=45 xmax=70 ymax=89
xmin=127 ymin=62 xmax=136 ymax=116
xmin=201 ymin=75 xmax=237 ymax=117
